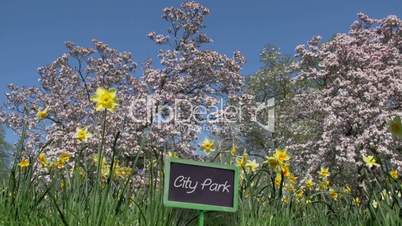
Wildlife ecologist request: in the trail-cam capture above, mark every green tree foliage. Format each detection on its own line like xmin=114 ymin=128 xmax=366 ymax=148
xmin=245 ymin=45 xmax=295 ymax=152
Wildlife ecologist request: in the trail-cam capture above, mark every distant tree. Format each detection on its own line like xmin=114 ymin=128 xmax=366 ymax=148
xmin=244 ymin=45 xmax=295 ymax=153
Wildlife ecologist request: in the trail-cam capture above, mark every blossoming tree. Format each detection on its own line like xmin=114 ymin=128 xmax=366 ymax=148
xmin=289 ymin=13 xmax=402 ymax=180
xmin=0 ymin=2 xmax=245 ymax=169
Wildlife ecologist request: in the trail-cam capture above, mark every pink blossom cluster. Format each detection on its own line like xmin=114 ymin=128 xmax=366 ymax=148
xmin=289 ymin=13 xmax=402 ymax=177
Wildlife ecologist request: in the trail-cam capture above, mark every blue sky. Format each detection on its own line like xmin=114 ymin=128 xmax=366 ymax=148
xmin=1 ymin=0 xmax=401 ymax=143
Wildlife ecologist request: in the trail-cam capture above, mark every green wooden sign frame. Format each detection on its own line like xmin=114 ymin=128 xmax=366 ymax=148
xmin=163 ymin=157 xmax=240 ymax=212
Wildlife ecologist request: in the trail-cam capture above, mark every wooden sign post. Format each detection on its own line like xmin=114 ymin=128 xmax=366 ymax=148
xmin=163 ymin=157 xmax=239 ymax=226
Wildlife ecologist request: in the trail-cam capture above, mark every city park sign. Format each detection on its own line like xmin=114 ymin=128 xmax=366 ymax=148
xmin=163 ymin=157 xmax=240 ymax=226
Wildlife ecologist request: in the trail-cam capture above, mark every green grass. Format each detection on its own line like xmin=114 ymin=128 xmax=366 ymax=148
xmin=1 ymin=155 xmax=401 ymax=226
xmin=0 ymin=128 xmax=400 ymax=226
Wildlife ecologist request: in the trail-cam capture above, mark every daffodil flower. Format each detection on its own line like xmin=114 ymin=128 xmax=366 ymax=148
xmin=329 ymin=188 xmax=338 ymax=201
xmin=75 ymin=127 xmax=92 ymax=143
xmin=264 ymin=148 xmax=290 ymax=173
xmin=167 ymin=151 xmax=178 ymax=158
xmin=37 ymin=153 xmax=48 ymax=167
xmin=245 ymin=159 xmax=259 ymax=173
xmin=18 ymin=159 xmax=30 ymax=169
xmin=236 ymin=152 xmax=249 ymax=168
xmin=91 ymin=87 xmax=118 ymax=112
xmin=230 ymin=144 xmax=237 ymax=156
xmin=305 ymin=178 xmax=314 ymax=190
xmin=319 ymin=167 xmax=330 ymax=178
xmin=36 ymin=106 xmax=49 ymax=120
xmin=362 ymin=155 xmax=379 ymax=168
xmin=352 ymin=197 xmax=361 ymax=207
xmin=200 ymin=138 xmax=214 ymax=154
xmin=389 ymin=169 xmax=399 ymax=179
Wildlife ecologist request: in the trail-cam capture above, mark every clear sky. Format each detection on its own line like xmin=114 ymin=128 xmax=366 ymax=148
xmin=1 ymin=0 xmax=401 ymax=143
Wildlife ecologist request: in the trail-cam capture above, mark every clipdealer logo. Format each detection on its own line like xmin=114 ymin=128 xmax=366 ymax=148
xmin=128 ymin=95 xmax=275 ymax=132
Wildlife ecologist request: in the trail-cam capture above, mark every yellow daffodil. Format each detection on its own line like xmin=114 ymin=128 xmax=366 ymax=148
xmin=37 ymin=153 xmax=48 ymax=167
xmin=265 ymin=155 xmax=280 ymax=169
xmin=92 ymin=154 xmax=107 ymax=166
xmin=18 ymin=159 xmax=30 ymax=169
xmin=167 ymin=151 xmax=178 ymax=158
xmin=305 ymin=199 xmax=312 ymax=204
xmin=274 ymin=173 xmax=282 ymax=188
xmin=53 ymin=159 xmax=65 ymax=169
xmin=101 ymin=164 xmax=110 ymax=178
xmin=230 ymin=144 xmax=237 ymax=156
xmin=329 ymin=188 xmax=338 ymax=200
xmin=285 ymin=182 xmax=296 ymax=193
xmin=75 ymin=127 xmax=92 ymax=143
xmin=120 ymin=167 xmax=133 ymax=178
xmin=305 ymin=178 xmax=314 ymax=190
xmin=273 ymin=148 xmax=290 ymax=162
xmin=264 ymin=148 xmax=290 ymax=173
xmin=58 ymin=152 xmax=71 ymax=162
xmin=36 ymin=106 xmax=49 ymax=120
xmin=145 ymin=159 xmax=158 ymax=169
xmin=389 ymin=169 xmax=399 ymax=179
xmin=114 ymin=165 xmax=133 ymax=179
xmin=200 ymin=138 xmax=214 ymax=154
xmin=380 ymin=189 xmax=389 ymax=201
xmin=362 ymin=155 xmax=379 ymax=168
xmin=236 ymin=152 xmax=248 ymax=168
xmin=343 ymin=185 xmax=352 ymax=193
xmin=245 ymin=159 xmax=259 ymax=173
xmin=371 ymin=200 xmax=378 ymax=209
xmin=281 ymin=164 xmax=290 ymax=177
xmin=288 ymin=174 xmax=297 ymax=185
xmin=319 ymin=179 xmax=330 ymax=191
xmin=352 ymin=197 xmax=361 ymax=207
xmin=389 ymin=116 xmax=402 ymax=139
xmin=91 ymin=87 xmax=118 ymax=112
xmin=239 ymin=171 xmax=245 ymax=182
xmin=319 ymin=167 xmax=330 ymax=178
xmin=52 ymin=151 xmax=71 ymax=169
xmin=282 ymin=195 xmax=289 ymax=204
xmin=296 ymin=189 xmax=304 ymax=200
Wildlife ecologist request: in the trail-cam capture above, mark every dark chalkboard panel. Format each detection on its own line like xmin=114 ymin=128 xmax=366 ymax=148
xmin=163 ymin=157 xmax=239 ymax=212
